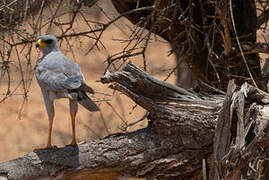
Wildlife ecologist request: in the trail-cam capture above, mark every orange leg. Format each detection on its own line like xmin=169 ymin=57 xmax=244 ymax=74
xmin=71 ymin=113 xmax=77 ymax=145
xmin=69 ymin=100 xmax=78 ymax=146
xmin=46 ymin=117 xmax=54 ymax=148
xmin=41 ymin=92 xmax=55 ymax=149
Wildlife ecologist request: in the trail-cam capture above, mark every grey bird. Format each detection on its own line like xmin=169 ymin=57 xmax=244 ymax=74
xmin=35 ymin=35 xmax=99 ymax=148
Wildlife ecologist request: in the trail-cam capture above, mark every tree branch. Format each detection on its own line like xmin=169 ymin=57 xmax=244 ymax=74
xmin=0 ymin=62 xmax=222 ymax=179
xmin=257 ymin=8 xmax=269 ymax=29
xmin=1 ymin=62 xmax=269 ymax=179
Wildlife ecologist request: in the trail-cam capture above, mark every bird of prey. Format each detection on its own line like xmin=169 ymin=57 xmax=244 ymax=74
xmin=35 ymin=35 xmax=99 ymax=148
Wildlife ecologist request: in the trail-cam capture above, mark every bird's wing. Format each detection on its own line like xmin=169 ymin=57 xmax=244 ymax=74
xmin=36 ymin=51 xmax=85 ymax=91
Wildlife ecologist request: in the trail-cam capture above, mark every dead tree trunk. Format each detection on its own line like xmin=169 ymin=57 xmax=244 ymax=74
xmin=0 ymin=62 xmax=269 ymax=179
xmin=211 ymin=81 xmax=269 ymax=179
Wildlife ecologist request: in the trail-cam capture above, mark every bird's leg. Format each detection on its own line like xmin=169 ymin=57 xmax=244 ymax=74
xmin=43 ymin=94 xmax=55 ymax=149
xmin=71 ymin=113 xmax=77 ymax=145
xmin=69 ymin=100 xmax=78 ymax=146
xmin=46 ymin=116 xmax=54 ymax=148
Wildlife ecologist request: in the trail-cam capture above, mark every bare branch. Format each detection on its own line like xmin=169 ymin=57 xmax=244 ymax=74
xmin=257 ymin=8 xmax=269 ymax=29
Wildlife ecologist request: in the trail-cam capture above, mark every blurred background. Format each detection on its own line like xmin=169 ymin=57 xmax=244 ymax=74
xmin=0 ymin=0 xmax=176 ymax=162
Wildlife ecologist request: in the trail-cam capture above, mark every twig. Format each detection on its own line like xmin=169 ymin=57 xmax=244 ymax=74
xmin=229 ymin=0 xmax=258 ymax=88
xmin=257 ymin=8 xmax=269 ymax=29
xmin=216 ymin=8 xmax=232 ymax=55
xmin=125 ymin=112 xmax=148 ymax=132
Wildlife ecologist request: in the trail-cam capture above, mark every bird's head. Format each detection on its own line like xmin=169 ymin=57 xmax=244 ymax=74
xmin=36 ymin=35 xmax=60 ymax=55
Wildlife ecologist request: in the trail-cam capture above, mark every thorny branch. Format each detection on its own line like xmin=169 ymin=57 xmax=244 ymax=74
xmin=0 ymin=1 xmax=154 ymax=105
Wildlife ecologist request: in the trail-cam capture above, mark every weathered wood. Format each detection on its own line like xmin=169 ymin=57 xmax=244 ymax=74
xmin=3 ymin=128 xmax=201 ymax=180
xmin=1 ymin=62 xmax=269 ymax=179
xmin=0 ymin=62 xmax=223 ymax=179
xmin=101 ymin=62 xmax=223 ymax=139
xmin=211 ymin=81 xmax=269 ymax=180
xmin=212 ymin=80 xmax=237 ymax=179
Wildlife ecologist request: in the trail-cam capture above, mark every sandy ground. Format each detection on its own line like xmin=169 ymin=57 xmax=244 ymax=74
xmin=0 ymin=1 xmax=176 ymax=163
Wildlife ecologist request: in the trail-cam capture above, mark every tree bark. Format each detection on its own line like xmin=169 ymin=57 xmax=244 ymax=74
xmin=210 ymin=81 xmax=269 ymax=180
xmin=0 ymin=62 xmax=222 ymax=179
xmin=1 ymin=62 xmax=269 ymax=179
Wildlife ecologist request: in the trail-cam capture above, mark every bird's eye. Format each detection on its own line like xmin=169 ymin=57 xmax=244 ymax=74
xmin=43 ymin=39 xmax=53 ymax=44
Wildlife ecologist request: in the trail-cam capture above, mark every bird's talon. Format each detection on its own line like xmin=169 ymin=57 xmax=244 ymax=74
xmin=77 ymin=140 xmax=86 ymax=145
xmin=52 ymin=145 xmax=58 ymax=149
xmin=46 ymin=145 xmax=58 ymax=149
xmin=66 ymin=141 xmax=78 ymax=147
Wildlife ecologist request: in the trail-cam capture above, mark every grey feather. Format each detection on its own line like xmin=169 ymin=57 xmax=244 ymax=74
xmin=77 ymin=83 xmax=95 ymax=94
xmin=77 ymin=91 xmax=99 ymax=111
xmin=68 ymin=90 xmax=99 ymax=111
xmin=35 ymin=51 xmax=85 ymax=91
xmin=64 ymin=75 xmax=84 ymax=89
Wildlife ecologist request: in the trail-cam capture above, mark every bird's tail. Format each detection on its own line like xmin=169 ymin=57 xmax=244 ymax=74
xmin=77 ymin=91 xmax=99 ymax=112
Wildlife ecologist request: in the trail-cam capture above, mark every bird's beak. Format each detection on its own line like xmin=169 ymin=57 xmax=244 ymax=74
xmin=36 ymin=39 xmax=46 ymax=48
